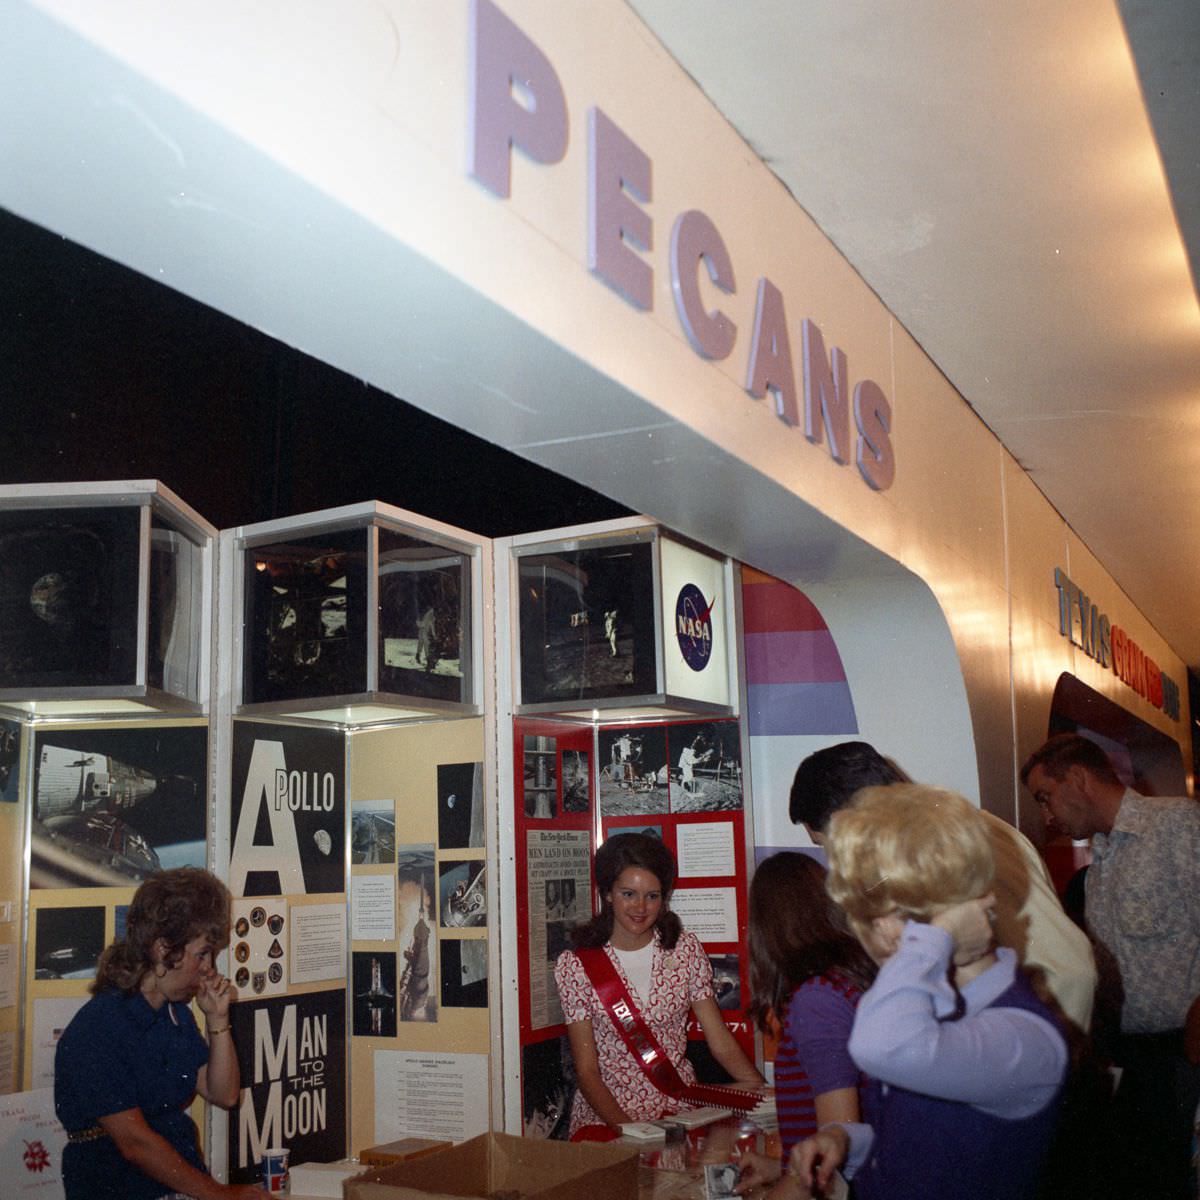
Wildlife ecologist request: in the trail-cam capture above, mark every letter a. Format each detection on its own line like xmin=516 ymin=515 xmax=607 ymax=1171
xmin=230 ymin=740 xmax=305 ymax=896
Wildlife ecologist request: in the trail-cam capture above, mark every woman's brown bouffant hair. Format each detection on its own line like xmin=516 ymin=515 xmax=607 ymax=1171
xmin=91 ymin=867 xmax=232 ymax=996
xmin=569 ymin=832 xmax=682 ymax=952
xmin=747 ymin=851 xmax=875 ymax=1033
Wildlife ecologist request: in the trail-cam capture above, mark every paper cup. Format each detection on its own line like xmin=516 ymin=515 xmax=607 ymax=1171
xmin=261 ymin=1147 xmax=290 ymax=1194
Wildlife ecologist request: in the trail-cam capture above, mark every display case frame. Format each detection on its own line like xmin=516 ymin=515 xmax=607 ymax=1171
xmin=0 ymin=480 xmax=214 ymax=715
xmin=508 ymin=519 xmax=736 ymax=718
xmin=230 ymin=501 xmax=486 ymax=725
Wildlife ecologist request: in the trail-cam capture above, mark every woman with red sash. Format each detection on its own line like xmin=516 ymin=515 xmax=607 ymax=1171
xmin=554 ymin=833 xmax=763 ymax=1135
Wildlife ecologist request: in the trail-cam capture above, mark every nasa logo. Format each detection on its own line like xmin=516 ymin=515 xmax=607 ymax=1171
xmin=675 ymin=584 xmax=715 ymax=672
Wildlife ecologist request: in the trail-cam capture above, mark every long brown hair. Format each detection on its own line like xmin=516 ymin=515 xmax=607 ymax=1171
xmin=92 ymin=867 xmax=232 ymax=996
xmin=747 ymin=851 xmax=875 ymax=1032
xmin=570 ymin=833 xmax=682 ymax=951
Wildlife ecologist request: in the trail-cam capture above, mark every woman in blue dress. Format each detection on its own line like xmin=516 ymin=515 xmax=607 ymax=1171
xmin=55 ymin=867 xmax=267 ymax=1199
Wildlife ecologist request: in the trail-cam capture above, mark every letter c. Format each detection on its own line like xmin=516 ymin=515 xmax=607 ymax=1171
xmin=669 ymin=209 xmax=737 ymax=360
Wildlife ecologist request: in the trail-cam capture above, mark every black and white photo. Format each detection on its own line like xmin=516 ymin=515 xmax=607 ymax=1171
xmin=33 ymin=906 xmax=105 ymax=980
xmin=560 ymin=748 xmax=590 ymax=813
xmin=523 ymin=735 xmax=557 ymax=820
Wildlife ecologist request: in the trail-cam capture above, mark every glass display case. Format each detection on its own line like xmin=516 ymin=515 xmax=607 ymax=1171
xmin=512 ymin=525 xmax=733 ymax=715
xmin=236 ymin=502 xmax=481 ymax=722
xmin=0 ymin=481 xmax=212 ymax=713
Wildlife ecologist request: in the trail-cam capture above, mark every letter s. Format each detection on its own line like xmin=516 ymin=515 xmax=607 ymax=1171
xmin=854 ymin=379 xmax=895 ymax=491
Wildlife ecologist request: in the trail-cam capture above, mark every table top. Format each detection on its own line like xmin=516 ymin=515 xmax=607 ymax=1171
xmin=626 ymin=1113 xmax=780 ymax=1200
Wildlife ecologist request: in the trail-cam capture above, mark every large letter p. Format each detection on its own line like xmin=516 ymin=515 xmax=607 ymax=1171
xmin=469 ymin=0 xmax=568 ymax=198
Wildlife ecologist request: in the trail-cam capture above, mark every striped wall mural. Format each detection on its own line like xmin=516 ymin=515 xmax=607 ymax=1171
xmin=742 ymin=567 xmax=857 ymax=736
xmin=742 ymin=566 xmax=857 ymax=861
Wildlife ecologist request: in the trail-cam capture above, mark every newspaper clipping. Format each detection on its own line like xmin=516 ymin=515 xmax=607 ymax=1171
xmin=526 ymin=829 xmax=591 ymax=1029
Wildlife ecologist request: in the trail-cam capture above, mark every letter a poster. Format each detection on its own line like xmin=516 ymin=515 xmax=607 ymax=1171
xmin=228 ymin=988 xmax=347 ymax=1184
xmin=230 ymin=721 xmax=345 ymax=897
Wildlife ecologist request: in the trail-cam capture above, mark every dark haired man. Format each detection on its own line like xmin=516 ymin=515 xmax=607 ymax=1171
xmin=1022 ymin=733 xmax=1200 ymax=1198
xmin=791 ymin=741 xmax=1096 ymax=1034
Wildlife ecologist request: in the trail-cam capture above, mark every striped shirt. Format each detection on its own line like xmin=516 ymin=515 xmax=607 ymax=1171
xmin=774 ymin=971 xmax=864 ymax=1162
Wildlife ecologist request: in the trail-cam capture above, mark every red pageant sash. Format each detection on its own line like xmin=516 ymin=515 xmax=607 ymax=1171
xmin=576 ymin=945 xmax=760 ymax=1112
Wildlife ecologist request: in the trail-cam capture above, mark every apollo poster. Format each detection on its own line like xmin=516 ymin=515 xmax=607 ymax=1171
xmin=227 ymin=988 xmax=346 ymax=1184
xmin=229 ymin=721 xmax=345 ymax=897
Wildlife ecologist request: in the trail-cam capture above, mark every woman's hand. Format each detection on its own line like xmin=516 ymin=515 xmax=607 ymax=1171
xmin=733 ymin=1149 xmax=781 ymax=1193
xmin=196 ymin=973 xmax=238 ymax=1022
xmin=789 ymin=1125 xmax=848 ymax=1196
xmin=930 ymin=893 xmax=996 ymax=967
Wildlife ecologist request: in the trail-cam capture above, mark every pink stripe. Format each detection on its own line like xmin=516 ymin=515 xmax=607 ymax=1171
xmin=743 ymin=631 xmax=846 ymax=684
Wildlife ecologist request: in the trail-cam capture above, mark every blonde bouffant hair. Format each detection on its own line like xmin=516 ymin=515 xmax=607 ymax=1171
xmin=825 ymin=784 xmax=995 ymax=939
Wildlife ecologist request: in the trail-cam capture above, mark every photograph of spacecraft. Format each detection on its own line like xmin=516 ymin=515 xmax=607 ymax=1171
xmin=438 ymin=860 xmax=487 ymax=929
xmin=31 ymin=726 xmax=207 ymax=888
xmin=353 ymin=950 xmax=397 ymax=1037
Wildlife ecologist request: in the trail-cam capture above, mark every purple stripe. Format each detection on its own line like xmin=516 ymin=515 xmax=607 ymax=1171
xmin=755 ymin=845 xmax=827 ymax=868
xmin=743 ymin=631 xmax=847 ymax=685
xmin=745 ymin=682 xmax=858 ymax=736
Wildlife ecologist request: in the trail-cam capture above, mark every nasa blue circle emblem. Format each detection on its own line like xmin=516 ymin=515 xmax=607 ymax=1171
xmin=675 ymin=583 xmax=715 ymax=672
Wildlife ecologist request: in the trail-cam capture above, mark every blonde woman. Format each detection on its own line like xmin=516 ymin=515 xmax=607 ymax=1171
xmin=794 ymin=786 xmax=1068 ymax=1200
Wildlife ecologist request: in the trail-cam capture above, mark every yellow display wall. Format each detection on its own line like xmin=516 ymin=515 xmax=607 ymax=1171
xmin=347 ymin=717 xmax=490 ymax=1154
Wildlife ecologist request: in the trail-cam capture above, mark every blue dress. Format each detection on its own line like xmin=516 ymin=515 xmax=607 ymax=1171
xmin=54 ymin=989 xmax=210 ymax=1200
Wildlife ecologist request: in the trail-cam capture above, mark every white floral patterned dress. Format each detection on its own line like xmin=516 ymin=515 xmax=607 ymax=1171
xmin=554 ymin=929 xmax=713 ymax=1134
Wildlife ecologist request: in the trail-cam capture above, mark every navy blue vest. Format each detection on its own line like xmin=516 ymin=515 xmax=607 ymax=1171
xmin=853 ymin=969 xmax=1065 ymax=1200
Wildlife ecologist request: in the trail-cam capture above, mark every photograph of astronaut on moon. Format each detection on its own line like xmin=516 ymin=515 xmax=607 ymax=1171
xmin=560 ymin=749 xmax=590 ymax=813
xmin=667 ymin=720 xmax=743 ymax=813
xmin=517 ymin=540 xmax=657 ymax=705
xmin=597 ymin=724 xmax=669 ymax=817
xmin=377 ymin=528 xmax=470 ymax=704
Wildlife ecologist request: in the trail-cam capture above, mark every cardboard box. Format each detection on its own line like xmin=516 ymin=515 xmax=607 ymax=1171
xmin=287 ymin=1158 xmax=367 ymax=1197
xmin=343 ymin=1131 xmax=639 ymax=1200
xmin=359 ymin=1137 xmax=453 ymax=1167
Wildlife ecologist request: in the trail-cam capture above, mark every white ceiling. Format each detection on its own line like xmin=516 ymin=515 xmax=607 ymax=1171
xmin=628 ymin=0 xmax=1200 ymax=672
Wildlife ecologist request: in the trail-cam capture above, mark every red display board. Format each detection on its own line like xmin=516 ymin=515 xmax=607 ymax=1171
xmin=514 ymin=715 xmax=753 ymax=1136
